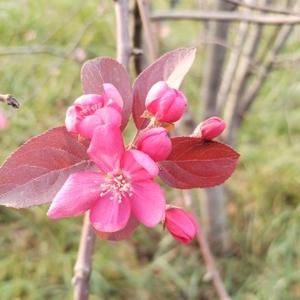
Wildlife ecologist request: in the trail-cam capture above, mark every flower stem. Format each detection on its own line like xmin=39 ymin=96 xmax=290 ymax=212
xmin=72 ymin=213 xmax=96 ymax=300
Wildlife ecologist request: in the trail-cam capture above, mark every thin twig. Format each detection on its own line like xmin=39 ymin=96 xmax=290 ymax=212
xmin=223 ymin=0 xmax=300 ymax=16
xmin=238 ymin=25 xmax=294 ymax=115
xmin=151 ymin=10 xmax=300 ymax=25
xmin=72 ymin=214 xmax=96 ymax=300
xmin=182 ymin=191 xmax=231 ymax=300
xmin=114 ymin=0 xmax=131 ymax=69
xmin=0 ymin=45 xmax=66 ymax=57
xmin=216 ymin=21 xmax=250 ymax=113
xmin=0 ymin=94 xmax=20 ymax=108
xmin=224 ymin=6 xmax=264 ymax=145
xmin=133 ymin=1 xmax=145 ymax=75
xmin=136 ymin=0 xmax=157 ymax=62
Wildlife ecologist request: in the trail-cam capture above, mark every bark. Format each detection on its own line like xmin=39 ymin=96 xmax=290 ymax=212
xmin=73 ymin=214 xmax=96 ymax=300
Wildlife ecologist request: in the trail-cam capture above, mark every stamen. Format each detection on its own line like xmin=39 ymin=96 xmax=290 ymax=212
xmin=100 ymin=173 xmax=133 ymax=204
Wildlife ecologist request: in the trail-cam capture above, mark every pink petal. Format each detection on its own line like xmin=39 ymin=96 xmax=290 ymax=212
xmin=95 ymin=107 xmax=122 ymax=127
xmin=103 ymin=83 xmax=123 ymax=110
xmin=131 ymin=180 xmax=166 ymax=227
xmin=65 ymin=106 xmax=79 ymax=133
xmin=96 ymin=215 xmax=139 ymax=241
xmin=88 ymin=125 xmax=125 ymax=173
xmin=47 ymin=172 xmax=103 ymax=219
xmin=90 ymin=195 xmax=131 ymax=232
xmin=145 ymin=81 xmax=169 ymax=107
xmin=74 ymin=94 xmax=104 ymax=106
xmin=121 ymin=149 xmax=159 ymax=182
xmin=77 ymin=107 xmax=122 ymax=139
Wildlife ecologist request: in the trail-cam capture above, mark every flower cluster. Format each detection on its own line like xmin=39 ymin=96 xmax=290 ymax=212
xmin=47 ymin=81 xmax=225 ymax=244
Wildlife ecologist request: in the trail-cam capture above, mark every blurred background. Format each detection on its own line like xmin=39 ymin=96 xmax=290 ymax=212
xmin=0 ymin=0 xmax=300 ymax=299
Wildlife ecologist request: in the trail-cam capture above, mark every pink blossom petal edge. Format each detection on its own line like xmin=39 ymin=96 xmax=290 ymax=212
xmin=76 ymin=107 xmax=122 ymax=139
xmin=131 ymin=180 xmax=166 ymax=227
xmin=121 ymin=149 xmax=159 ymax=182
xmin=96 ymin=215 xmax=139 ymax=241
xmin=90 ymin=195 xmax=131 ymax=232
xmin=47 ymin=171 xmax=103 ymax=219
xmin=87 ymin=125 xmax=125 ymax=173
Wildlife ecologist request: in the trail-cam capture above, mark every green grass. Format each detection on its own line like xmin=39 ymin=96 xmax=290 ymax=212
xmin=1 ymin=1 xmax=300 ymax=299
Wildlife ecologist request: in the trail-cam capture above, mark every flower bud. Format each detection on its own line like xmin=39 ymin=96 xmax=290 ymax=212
xmin=65 ymin=84 xmax=123 ymax=139
xmin=194 ymin=116 xmax=225 ymax=140
xmin=136 ymin=127 xmax=172 ymax=161
xmin=164 ymin=207 xmax=198 ymax=244
xmin=145 ymin=81 xmax=187 ymax=123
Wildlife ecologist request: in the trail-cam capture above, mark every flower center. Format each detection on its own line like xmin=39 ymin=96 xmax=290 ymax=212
xmin=100 ymin=173 xmax=133 ymax=204
xmin=78 ymin=103 xmax=102 ymax=118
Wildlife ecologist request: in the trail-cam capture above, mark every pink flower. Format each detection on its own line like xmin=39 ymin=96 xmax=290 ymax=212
xmin=194 ymin=116 xmax=226 ymax=140
xmin=135 ymin=127 xmax=172 ymax=161
xmin=0 ymin=109 xmax=8 ymax=130
xmin=164 ymin=207 xmax=198 ymax=244
xmin=65 ymin=83 xmax=123 ymax=139
xmin=145 ymin=81 xmax=187 ymax=123
xmin=47 ymin=124 xmax=166 ymax=234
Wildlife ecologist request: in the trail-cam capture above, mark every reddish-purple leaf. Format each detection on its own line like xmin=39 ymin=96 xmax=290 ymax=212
xmin=81 ymin=57 xmax=132 ymax=129
xmin=132 ymin=48 xmax=196 ymax=129
xmin=159 ymin=137 xmax=239 ymax=189
xmin=0 ymin=127 xmax=93 ymax=208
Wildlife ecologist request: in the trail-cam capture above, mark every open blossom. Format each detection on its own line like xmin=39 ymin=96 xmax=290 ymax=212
xmin=48 ymin=124 xmax=166 ymax=233
xmin=135 ymin=127 xmax=172 ymax=161
xmin=164 ymin=207 xmax=198 ymax=244
xmin=145 ymin=81 xmax=187 ymax=123
xmin=65 ymin=83 xmax=123 ymax=139
xmin=194 ymin=116 xmax=226 ymax=140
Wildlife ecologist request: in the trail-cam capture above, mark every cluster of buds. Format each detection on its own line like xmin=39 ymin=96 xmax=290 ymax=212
xmin=61 ymin=80 xmax=226 ymax=244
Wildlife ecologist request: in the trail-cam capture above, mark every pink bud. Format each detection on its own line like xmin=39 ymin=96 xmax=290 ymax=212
xmin=164 ymin=207 xmax=198 ymax=244
xmin=136 ymin=127 xmax=172 ymax=161
xmin=195 ymin=116 xmax=226 ymax=140
xmin=0 ymin=109 xmax=8 ymax=130
xmin=145 ymin=81 xmax=187 ymax=123
xmin=65 ymin=84 xmax=123 ymax=139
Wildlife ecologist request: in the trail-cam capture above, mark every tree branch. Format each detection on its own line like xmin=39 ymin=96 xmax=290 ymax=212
xmin=150 ymin=10 xmax=300 ymax=25
xmin=224 ymin=15 xmax=264 ymax=145
xmin=223 ymin=0 xmax=300 ymax=16
xmin=136 ymin=0 xmax=157 ymax=62
xmin=216 ymin=21 xmax=250 ymax=114
xmin=182 ymin=191 xmax=231 ymax=300
xmin=0 ymin=94 xmax=20 ymax=108
xmin=238 ymin=24 xmax=294 ymax=118
xmin=114 ymin=0 xmax=131 ymax=68
xmin=72 ymin=214 xmax=96 ymax=300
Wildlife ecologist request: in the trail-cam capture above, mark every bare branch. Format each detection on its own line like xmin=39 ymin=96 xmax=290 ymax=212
xmin=0 ymin=45 xmax=66 ymax=57
xmin=238 ymin=24 xmax=294 ymax=116
xmin=150 ymin=10 xmax=300 ymax=25
xmin=274 ymin=50 xmax=300 ymax=67
xmin=182 ymin=191 xmax=231 ymax=300
xmin=136 ymin=0 xmax=157 ymax=62
xmin=0 ymin=94 xmax=20 ymax=108
xmin=224 ymin=21 xmax=264 ymax=145
xmin=223 ymin=0 xmax=300 ymax=16
xmin=114 ymin=0 xmax=131 ymax=69
xmin=72 ymin=214 xmax=96 ymax=300
xmin=216 ymin=21 xmax=250 ymax=113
